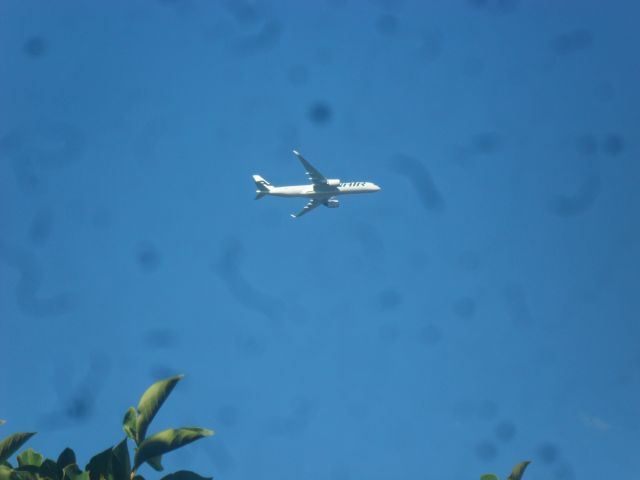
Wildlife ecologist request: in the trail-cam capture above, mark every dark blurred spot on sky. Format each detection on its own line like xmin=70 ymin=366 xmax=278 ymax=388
xmin=494 ymin=420 xmax=516 ymax=442
xmin=452 ymin=297 xmax=476 ymax=319
xmin=550 ymin=172 xmax=601 ymax=217
xmin=29 ymin=209 xmax=53 ymax=245
xmin=23 ymin=36 xmax=47 ymax=58
xmin=577 ymin=134 xmax=625 ymax=157
xmin=1 ymin=124 xmax=85 ymax=191
xmin=475 ymin=440 xmax=498 ymax=461
xmin=269 ymin=397 xmax=314 ymax=436
xmin=553 ymin=29 xmax=593 ymax=54
xmin=375 ymin=14 xmax=399 ymax=36
xmin=420 ymin=32 xmax=443 ymax=63
xmin=554 ymin=463 xmax=575 ymax=480
xmin=288 ymin=64 xmax=309 ymax=86
xmin=390 ymin=154 xmax=445 ymax=211
xmin=351 ymin=222 xmax=385 ymax=262
xmin=378 ymin=288 xmax=402 ymax=310
xmin=420 ymin=324 xmax=441 ymax=347
xmin=231 ymin=19 xmax=282 ymax=55
xmin=39 ymin=356 xmax=109 ymax=430
xmin=504 ymin=284 xmax=532 ymax=326
xmin=235 ymin=332 xmax=267 ymax=356
xmin=537 ymin=442 xmax=559 ymax=464
xmin=0 ymin=242 xmax=74 ymax=317
xmin=467 ymin=0 xmax=519 ymax=14
xmin=603 ymin=134 xmax=624 ymax=156
xmin=223 ymin=0 xmax=262 ymax=25
xmin=308 ymin=101 xmax=333 ymax=126
xmin=471 ymin=132 xmax=501 ymax=155
xmin=143 ymin=328 xmax=179 ymax=349
xmin=136 ymin=242 xmax=162 ymax=273
xmin=216 ymin=240 xmax=284 ymax=321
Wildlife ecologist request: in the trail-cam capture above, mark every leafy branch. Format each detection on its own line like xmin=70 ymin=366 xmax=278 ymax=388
xmin=481 ymin=460 xmax=531 ymax=480
xmin=0 ymin=375 xmax=213 ymax=480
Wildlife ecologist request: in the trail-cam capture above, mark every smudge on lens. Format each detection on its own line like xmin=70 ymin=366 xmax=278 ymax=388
xmin=553 ymin=29 xmax=593 ymax=54
xmin=603 ymin=134 xmax=624 ymax=156
xmin=537 ymin=442 xmax=559 ymax=464
xmin=29 ymin=209 xmax=53 ymax=245
xmin=378 ymin=288 xmax=402 ymax=310
xmin=452 ymin=297 xmax=476 ymax=319
xmin=136 ymin=242 xmax=162 ymax=272
xmin=390 ymin=154 xmax=445 ymax=211
xmin=24 ymin=36 xmax=47 ymax=58
xmin=308 ymin=101 xmax=333 ymax=126
xmin=494 ymin=420 xmax=516 ymax=442
xmin=475 ymin=440 xmax=498 ymax=461
xmin=375 ymin=14 xmax=399 ymax=36
xmin=550 ymin=172 xmax=601 ymax=217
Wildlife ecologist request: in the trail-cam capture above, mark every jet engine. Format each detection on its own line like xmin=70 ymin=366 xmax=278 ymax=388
xmin=324 ymin=179 xmax=341 ymax=186
xmin=325 ymin=198 xmax=340 ymax=208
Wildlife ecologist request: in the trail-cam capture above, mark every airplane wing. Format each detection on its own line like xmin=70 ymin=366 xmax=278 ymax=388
xmin=291 ymin=198 xmax=322 ymax=218
xmin=293 ymin=150 xmax=326 ymax=185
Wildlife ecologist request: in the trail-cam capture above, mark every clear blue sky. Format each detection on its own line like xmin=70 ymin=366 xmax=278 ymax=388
xmin=1 ymin=1 xmax=639 ymax=479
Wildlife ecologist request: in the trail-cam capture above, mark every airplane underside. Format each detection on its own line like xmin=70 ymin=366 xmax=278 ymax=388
xmin=252 ymin=150 xmax=380 ymax=218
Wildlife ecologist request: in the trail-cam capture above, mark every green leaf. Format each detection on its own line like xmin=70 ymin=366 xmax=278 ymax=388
xmin=133 ymin=427 xmax=213 ymax=470
xmin=132 ymin=476 xmax=145 ymax=480
xmin=123 ymin=408 xmax=138 ymax=443
xmin=63 ymin=464 xmax=89 ymax=480
xmin=0 ymin=465 xmax=12 ymax=480
xmin=11 ymin=470 xmax=38 ymax=480
xmin=145 ymin=456 xmax=163 ymax=472
xmin=0 ymin=421 xmax=5 ymax=427
xmin=160 ymin=471 xmax=212 ymax=480
xmin=84 ymin=446 xmax=112 ymax=480
xmin=57 ymin=449 xmax=76 ymax=470
xmin=481 ymin=475 xmax=499 ymax=480
xmin=0 ymin=433 xmax=36 ymax=463
xmin=135 ymin=375 xmax=184 ymax=444
xmin=507 ymin=461 xmax=531 ymax=480
xmin=17 ymin=449 xmax=43 ymax=468
xmin=111 ymin=439 xmax=131 ymax=480
xmin=39 ymin=459 xmax=63 ymax=480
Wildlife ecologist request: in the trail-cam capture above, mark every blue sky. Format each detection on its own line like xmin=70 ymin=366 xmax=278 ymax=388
xmin=1 ymin=1 xmax=639 ymax=479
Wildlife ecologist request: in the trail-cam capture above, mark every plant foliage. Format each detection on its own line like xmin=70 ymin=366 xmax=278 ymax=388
xmin=0 ymin=375 xmax=212 ymax=480
xmin=481 ymin=461 xmax=532 ymax=480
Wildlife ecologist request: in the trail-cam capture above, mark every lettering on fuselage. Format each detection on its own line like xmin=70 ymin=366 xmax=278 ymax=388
xmin=339 ymin=182 xmax=366 ymax=187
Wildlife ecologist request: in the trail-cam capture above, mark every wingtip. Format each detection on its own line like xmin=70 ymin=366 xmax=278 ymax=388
xmin=292 ymin=149 xmax=300 ymax=156
xmin=290 ymin=214 xmax=297 ymax=218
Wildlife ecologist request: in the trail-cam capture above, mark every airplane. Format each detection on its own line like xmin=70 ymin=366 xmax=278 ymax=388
xmin=253 ymin=150 xmax=381 ymax=218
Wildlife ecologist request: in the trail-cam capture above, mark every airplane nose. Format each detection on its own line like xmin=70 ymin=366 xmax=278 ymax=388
xmin=375 ymin=184 xmax=381 ymax=191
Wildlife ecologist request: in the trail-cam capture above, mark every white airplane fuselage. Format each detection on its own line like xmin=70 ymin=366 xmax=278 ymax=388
xmin=267 ymin=181 xmax=380 ymax=198
xmin=253 ymin=150 xmax=380 ymax=217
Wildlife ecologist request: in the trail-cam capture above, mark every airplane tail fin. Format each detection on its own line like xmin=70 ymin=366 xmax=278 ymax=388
xmin=253 ymin=175 xmax=273 ymax=200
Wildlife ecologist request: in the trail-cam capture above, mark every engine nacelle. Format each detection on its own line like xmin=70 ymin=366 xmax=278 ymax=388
xmin=325 ymin=198 xmax=340 ymax=208
xmin=324 ymin=178 xmax=341 ymax=187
